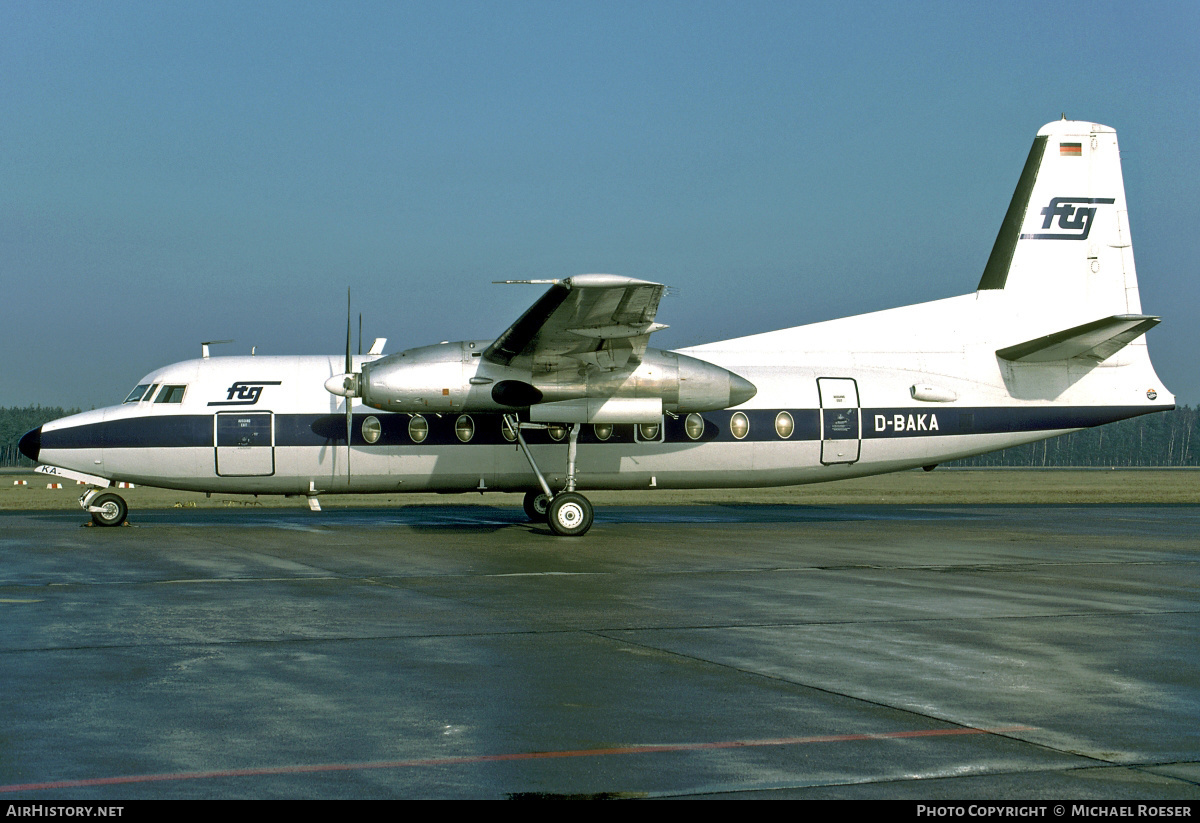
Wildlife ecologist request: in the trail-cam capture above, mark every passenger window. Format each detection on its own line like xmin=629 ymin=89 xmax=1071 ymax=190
xmin=154 ymin=385 xmax=187 ymax=404
xmin=124 ymin=384 xmax=151 ymax=403
xmin=635 ymin=419 xmax=664 ymax=443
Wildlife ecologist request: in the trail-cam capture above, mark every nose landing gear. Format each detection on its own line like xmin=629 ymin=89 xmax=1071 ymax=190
xmin=81 ymin=489 xmax=128 ymax=527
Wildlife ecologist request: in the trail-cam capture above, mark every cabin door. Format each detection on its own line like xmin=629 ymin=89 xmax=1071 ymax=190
xmin=817 ymin=377 xmax=861 ymax=465
xmin=215 ymin=412 xmax=276 ymax=477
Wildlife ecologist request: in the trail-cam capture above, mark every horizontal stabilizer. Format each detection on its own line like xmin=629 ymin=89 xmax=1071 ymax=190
xmin=996 ymin=314 xmax=1159 ymax=363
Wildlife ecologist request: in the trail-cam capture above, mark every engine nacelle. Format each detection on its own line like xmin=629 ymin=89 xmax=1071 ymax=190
xmin=530 ymin=349 xmax=756 ymax=414
xmin=358 ymin=341 xmax=478 ymax=412
xmin=529 ymin=397 xmax=664 ymax=424
xmin=356 ymin=340 xmax=756 ymax=417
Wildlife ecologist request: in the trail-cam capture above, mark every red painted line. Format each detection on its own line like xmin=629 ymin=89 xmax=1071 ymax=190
xmin=1 ymin=725 xmax=1036 ymax=793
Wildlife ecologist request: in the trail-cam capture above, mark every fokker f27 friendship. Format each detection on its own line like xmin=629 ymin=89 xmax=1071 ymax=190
xmin=20 ymin=120 xmax=1173 ymax=536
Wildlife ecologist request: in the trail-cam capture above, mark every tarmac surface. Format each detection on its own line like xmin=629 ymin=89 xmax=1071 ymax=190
xmin=1 ymin=502 xmax=1198 ymax=799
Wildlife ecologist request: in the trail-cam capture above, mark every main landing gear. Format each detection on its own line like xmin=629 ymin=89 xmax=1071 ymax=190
xmin=81 ymin=488 xmax=128 ymax=527
xmin=522 ymin=490 xmax=551 ymax=521
xmin=507 ymin=415 xmax=595 ymax=537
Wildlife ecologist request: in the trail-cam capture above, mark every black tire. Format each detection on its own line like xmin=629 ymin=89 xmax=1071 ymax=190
xmin=522 ymin=490 xmax=550 ymax=522
xmin=90 ymin=493 xmax=128 ymax=527
xmin=546 ymin=492 xmax=593 ymax=537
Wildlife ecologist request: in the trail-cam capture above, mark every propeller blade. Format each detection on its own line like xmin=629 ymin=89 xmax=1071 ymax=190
xmin=346 ymin=289 xmax=353 ymax=377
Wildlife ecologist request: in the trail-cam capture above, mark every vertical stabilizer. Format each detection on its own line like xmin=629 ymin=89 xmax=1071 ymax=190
xmin=978 ymin=120 xmax=1140 ymax=316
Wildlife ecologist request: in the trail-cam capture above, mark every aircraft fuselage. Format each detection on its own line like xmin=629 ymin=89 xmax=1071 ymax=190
xmin=23 ymin=292 xmax=1170 ymax=499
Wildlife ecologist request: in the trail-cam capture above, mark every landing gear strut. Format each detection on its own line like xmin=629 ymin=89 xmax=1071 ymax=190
xmin=506 ymin=414 xmax=595 ymax=537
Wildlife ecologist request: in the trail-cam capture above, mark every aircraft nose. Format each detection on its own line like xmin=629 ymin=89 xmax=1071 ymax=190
xmin=729 ymin=373 xmax=757 ymax=407
xmin=18 ymin=426 xmax=41 ymax=462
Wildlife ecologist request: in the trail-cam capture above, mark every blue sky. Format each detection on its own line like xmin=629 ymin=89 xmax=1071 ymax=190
xmin=3 ymin=1 xmax=1198 ymax=408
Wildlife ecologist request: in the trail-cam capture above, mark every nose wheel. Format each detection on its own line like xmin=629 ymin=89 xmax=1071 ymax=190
xmin=83 ymin=491 xmax=128 ymax=527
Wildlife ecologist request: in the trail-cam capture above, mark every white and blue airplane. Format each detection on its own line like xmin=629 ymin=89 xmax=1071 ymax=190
xmin=20 ymin=119 xmax=1173 ymax=536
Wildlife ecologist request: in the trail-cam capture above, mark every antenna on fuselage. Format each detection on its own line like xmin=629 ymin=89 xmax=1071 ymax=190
xmin=201 ymin=340 xmax=234 ymax=358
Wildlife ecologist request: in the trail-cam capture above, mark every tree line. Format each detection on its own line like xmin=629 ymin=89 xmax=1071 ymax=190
xmin=1 ymin=404 xmax=1198 ymax=468
xmin=947 ymin=405 xmax=1199 ymax=467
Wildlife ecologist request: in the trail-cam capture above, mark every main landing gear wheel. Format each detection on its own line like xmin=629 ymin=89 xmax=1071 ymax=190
xmin=90 ymin=493 xmax=128 ymax=527
xmin=522 ymin=490 xmax=550 ymax=522
xmin=546 ymin=492 xmax=594 ymax=537
xmin=505 ymin=416 xmax=594 ymax=537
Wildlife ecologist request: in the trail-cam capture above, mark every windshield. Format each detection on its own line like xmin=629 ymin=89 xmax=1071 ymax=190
xmin=123 ymin=384 xmax=151 ymax=403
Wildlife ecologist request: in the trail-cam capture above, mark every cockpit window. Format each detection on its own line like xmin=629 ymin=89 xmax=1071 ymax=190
xmin=124 ymin=384 xmax=152 ymax=403
xmin=154 ymin=385 xmax=187 ymax=404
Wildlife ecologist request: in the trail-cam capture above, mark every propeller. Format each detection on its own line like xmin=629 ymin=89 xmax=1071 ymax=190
xmin=344 ymin=290 xmax=353 ymax=475
xmin=323 ymin=289 xmax=362 ymax=476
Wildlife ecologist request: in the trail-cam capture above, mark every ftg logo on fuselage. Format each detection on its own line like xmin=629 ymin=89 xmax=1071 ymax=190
xmin=1020 ymin=197 xmax=1116 ymax=241
xmin=208 ymin=381 xmax=282 ymax=406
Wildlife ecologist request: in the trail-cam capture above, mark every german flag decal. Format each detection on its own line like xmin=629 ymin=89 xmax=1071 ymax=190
xmin=1060 ymin=142 xmax=1082 ymax=156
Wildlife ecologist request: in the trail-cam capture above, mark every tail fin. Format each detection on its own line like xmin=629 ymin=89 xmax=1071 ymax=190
xmin=978 ymin=119 xmax=1141 ymax=316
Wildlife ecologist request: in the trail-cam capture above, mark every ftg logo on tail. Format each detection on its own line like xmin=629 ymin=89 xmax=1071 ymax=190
xmin=1021 ymin=197 xmax=1115 ymax=241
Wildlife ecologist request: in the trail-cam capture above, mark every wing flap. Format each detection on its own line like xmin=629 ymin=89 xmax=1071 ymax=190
xmin=483 ymin=275 xmax=666 ymax=370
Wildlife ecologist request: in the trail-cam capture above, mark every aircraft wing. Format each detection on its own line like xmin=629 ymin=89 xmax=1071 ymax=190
xmin=483 ymin=274 xmax=668 ymax=372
